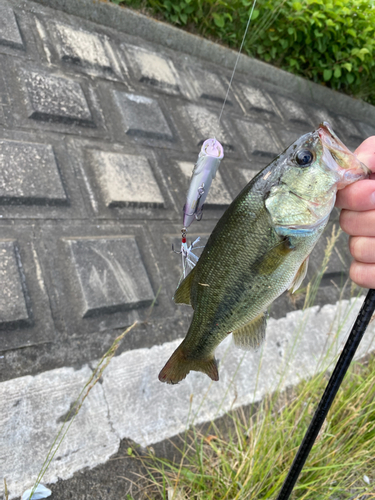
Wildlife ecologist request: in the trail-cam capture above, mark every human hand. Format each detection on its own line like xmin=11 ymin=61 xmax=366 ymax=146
xmin=336 ymin=136 xmax=375 ymax=288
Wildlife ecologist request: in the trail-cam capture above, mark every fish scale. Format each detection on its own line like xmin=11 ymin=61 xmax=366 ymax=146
xmin=159 ymin=123 xmax=370 ymax=385
xmin=189 ymin=180 xmax=319 ymax=337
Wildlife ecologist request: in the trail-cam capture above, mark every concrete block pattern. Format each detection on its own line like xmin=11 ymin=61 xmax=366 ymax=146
xmin=0 ymin=0 xmax=374 ymax=494
xmin=0 ymin=225 xmax=56 ymax=351
xmin=182 ymin=104 xmax=233 ymax=150
xmin=187 ymin=66 xmax=228 ymax=103
xmin=88 ymin=150 xmax=164 ymax=208
xmin=124 ymin=44 xmax=180 ymax=94
xmin=0 ymin=3 xmax=23 ymax=50
xmin=0 ymin=64 xmax=10 ymax=125
xmin=240 ymin=84 xmax=275 ymax=114
xmin=334 ymin=115 xmax=364 ymax=142
xmin=275 ymin=95 xmax=311 ymax=126
xmin=239 ymin=168 xmax=259 ymax=184
xmin=0 ymin=241 xmax=29 ymax=328
xmin=359 ymin=121 xmax=375 ymax=138
xmin=23 ymin=71 xmax=93 ymax=125
xmin=235 ymin=120 xmax=279 ymax=157
xmin=113 ymin=90 xmax=173 ymax=140
xmin=0 ymin=140 xmax=66 ymax=204
xmin=276 ymin=126 xmax=312 ymax=148
xmin=66 ymin=236 xmax=155 ymax=317
xmin=310 ymin=106 xmax=335 ymax=128
xmin=52 ymin=22 xmax=116 ymax=74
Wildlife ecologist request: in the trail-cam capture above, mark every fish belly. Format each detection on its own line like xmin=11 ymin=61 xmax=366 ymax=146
xmin=184 ymin=221 xmax=323 ymax=359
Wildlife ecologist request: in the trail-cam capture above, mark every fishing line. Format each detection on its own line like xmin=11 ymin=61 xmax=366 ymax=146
xmin=174 ymin=2 xmax=258 ymax=283
xmin=217 ymin=0 xmax=258 ymax=125
xmin=247 ymin=0 xmax=286 ymax=46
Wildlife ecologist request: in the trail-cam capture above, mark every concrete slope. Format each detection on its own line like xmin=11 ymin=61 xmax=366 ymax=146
xmin=0 ymin=0 xmax=374 ymax=498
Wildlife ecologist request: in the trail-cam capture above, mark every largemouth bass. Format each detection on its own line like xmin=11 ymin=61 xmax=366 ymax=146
xmin=159 ymin=122 xmax=370 ymax=385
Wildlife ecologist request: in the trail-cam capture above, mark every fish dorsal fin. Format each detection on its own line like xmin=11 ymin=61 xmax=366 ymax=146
xmin=232 ymin=313 xmax=267 ymax=351
xmin=173 ymin=267 xmax=197 ymax=305
xmin=288 ymin=257 xmax=309 ymax=294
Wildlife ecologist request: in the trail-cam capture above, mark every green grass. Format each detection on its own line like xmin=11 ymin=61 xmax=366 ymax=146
xmin=20 ymin=225 xmax=375 ymax=499
xmin=111 ymin=0 xmax=375 ymax=106
xmin=137 ymin=228 xmax=375 ymax=499
xmin=141 ymin=354 xmax=375 ymax=499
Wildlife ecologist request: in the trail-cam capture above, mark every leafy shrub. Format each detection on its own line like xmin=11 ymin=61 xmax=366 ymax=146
xmin=115 ymin=0 xmax=375 ymax=106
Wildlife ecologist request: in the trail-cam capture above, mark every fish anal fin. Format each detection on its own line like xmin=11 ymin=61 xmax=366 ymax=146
xmin=159 ymin=346 xmax=219 ymax=384
xmin=173 ymin=267 xmax=197 ymax=305
xmin=232 ymin=313 xmax=267 ymax=351
xmin=289 ymin=257 xmax=309 ymax=294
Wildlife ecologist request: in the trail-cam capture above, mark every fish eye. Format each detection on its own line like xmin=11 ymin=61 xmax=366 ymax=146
xmin=295 ymin=149 xmax=314 ymax=166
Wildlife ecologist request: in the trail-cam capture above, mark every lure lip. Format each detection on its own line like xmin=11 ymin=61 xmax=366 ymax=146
xmin=318 ymin=121 xmax=370 ymax=188
xmin=202 ymin=138 xmax=224 ymax=160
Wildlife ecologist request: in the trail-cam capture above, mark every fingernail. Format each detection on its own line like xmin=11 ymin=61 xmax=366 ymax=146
xmin=371 ymin=192 xmax=375 ymax=206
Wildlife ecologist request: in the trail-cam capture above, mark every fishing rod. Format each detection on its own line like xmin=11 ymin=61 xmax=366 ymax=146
xmin=276 ymin=288 xmax=375 ymax=499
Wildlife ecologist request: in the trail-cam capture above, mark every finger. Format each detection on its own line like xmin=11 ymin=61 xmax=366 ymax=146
xmin=340 ymin=209 xmax=375 ymax=236
xmin=349 ymin=236 xmax=375 ymax=263
xmin=355 ymin=136 xmax=375 ymax=173
xmin=350 ymin=261 xmax=375 ymax=289
xmin=336 ymin=179 xmax=375 ymax=210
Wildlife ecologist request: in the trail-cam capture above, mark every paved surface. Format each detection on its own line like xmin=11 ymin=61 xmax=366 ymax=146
xmin=0 ymin=0 xmax=375 ymax=498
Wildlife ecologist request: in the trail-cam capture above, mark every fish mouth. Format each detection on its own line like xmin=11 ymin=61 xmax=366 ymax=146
xmin=318 ymin=121 xmax=370 ymax=188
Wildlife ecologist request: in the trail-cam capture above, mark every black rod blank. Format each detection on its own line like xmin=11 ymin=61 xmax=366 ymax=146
xmin=276 ymin=288 xmax=375 ymax=500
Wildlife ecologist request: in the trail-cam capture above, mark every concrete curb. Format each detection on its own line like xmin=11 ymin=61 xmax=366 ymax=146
xmin=29 ymin=0 xmax=375 ymax=124
xmin=2 ymin=295 xmax=374 ymax=498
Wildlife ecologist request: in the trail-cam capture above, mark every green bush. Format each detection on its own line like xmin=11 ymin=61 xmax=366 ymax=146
xmin=249 ymin=0 xmax=375 ymax=105
xmin=113 ymin=0 xmax=375 ymax=106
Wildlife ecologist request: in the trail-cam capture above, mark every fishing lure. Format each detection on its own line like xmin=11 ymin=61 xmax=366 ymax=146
xmin=175 ymin=138 xmax=224 ymax=278
xmin=171 ymin=0 xmax=258 ymax=280
xmin=183 ymin=138 xmax=224 ymax=228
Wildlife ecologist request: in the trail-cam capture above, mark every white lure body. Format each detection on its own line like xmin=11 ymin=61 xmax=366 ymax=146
xmin=183 ymin=138 xmax=224 ymax=228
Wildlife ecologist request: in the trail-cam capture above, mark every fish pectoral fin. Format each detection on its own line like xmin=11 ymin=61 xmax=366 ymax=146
xmin=173 ymin=267 xmax=197 ymax=306
xmin=288 ymin=257 xmax=309 ymax=294
xmin=256 ymin=235 xmax=294 ymax=276
xmin=232 ymin=313 xmax=267 ymax=351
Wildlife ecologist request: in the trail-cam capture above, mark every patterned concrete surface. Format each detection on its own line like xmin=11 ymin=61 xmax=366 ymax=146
xmin=0 ymin=0 xmax=375 ymax=498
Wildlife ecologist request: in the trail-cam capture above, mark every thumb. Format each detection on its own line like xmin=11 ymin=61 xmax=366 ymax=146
xmin=355 ymin=136 xmax=375 ymax=173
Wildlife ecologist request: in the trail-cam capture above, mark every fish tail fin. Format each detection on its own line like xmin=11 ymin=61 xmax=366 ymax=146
xmin=158 ymin=346 xmax=219 ymax=385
